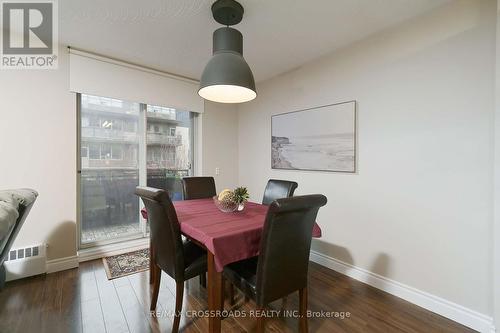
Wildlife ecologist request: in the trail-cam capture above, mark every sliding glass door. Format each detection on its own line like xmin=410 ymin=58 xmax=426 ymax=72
xmin=78 ymin=94 xmax=195 ymax=247
xmin=146 ymin=105 xmax=194 ymax=202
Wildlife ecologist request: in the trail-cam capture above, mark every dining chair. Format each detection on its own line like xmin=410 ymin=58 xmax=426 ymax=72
xmin=182 ymin=176 xmax=217 ymax=200
xmin=227 ymin=178 xmax=298 ymax=304
xmin=181 ymin=176 xmax=216 ymax=287
xmin=262 ymin=179 xmax=298 ymax=205
xmin=135 ymin=186 xmax=208 ymax=333
xmin=223 ymin=194 xmax=327 ymax=333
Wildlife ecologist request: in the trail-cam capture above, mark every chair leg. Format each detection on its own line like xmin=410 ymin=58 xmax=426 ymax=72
xmin=228 ymin=282 xmax=235 ymax=305
xmin=150 ymin=264 xmax=161 ymax=311
xmin=256 ymin=306 xmax=265 ymax=333
xmin=281 ymin=296 xmax=288 ymax=311
xmin=220 ymin=277 xmax=225 ymax=312
xmin=0 ymin=264 xmax=5 ymax=290
xmin=149 ymin=241 xmax=155 ymax=284
xmin=199 ymin=273 xmax=206 ymax=288
xmin=173 ymin=281 xmax=184 ymax=333
xmin=299 ymin=287 xmax=308 ymax=333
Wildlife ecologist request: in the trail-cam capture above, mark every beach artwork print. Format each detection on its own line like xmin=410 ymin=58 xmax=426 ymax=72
xmin=271 ymin=101 xmax=356 ymax=173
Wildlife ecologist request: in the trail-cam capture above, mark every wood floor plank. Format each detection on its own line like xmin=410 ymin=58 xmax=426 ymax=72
xmin=80 ymin=262 xmax=100 ymax=302
xmin=113 ymin=277 xmax=153 ymax=333
xmin=81 ymin=297 xmax=107 ymax=333
xmin=80 ymin=262 xmax=106 ymax=333
xmin=59 ymin=268 xmax=83 ymax=333
xmin=94 ymin=261 xmax=130 ymax=333
xmin=0 ymin=259 xmax=476 ymax=333
xmin=40 ymin=271 xmax=64 ymax=333
xmin=0 ymin=274 xmax=46 ymax=332
xmin=127 ymin=270 xmax=173 ymax=332
xmin=157 ymin=280 xmax=204 ymax=333
xmin=189 ymin=278 xmax=248 ymax=333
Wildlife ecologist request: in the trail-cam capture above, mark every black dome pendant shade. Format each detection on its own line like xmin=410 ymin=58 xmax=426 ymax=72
xmin=199 ymin=0 xmax=256 ymax=103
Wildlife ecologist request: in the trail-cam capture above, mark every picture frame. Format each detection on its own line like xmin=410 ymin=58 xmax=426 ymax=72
xmin=271 ymin=100 xmax=357 ymax=173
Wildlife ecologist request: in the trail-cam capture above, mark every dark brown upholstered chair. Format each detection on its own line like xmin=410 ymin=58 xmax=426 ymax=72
xmin=182 ymin=176 xmax=216 ymax=200
xmin=262 ymin=179 xmax=298 ymax=205
xmin=135 ymin=187 xmax=207 ymax=333
xmin=226 ymin=179 xmax=299 ymax=304
xmin=224 ymin=194 xmax=327 ymax=333
xmin=181 ymin=176 xmax=216 ymax=287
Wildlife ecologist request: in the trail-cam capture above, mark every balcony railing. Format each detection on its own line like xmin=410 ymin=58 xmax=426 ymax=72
xmin=82 ymin=128 xmax=183 ymax=146
xmin=146 ymin=110 xmax=176 ymax=121
xmin=80 ymin=168 xmax=189 ymax=237
xmin=82 ymin=127 xmax=139 ymax=142
xmin=146 ymin=132 xmax=182 ymax=146
xmin=82 ymin=104 xmax=139 ymax=118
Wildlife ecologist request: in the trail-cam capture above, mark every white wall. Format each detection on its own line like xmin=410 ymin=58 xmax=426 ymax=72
xmin=0 ymin=45 xmax=77 ymax=261
xmin=202 ymin=102 xmax=239 ymax=192
xmin=238 ymin=0 xmax=495 ymax=317
xmin=493 ymin=0 xmax=500 ymax=327
xmin=0 ymin=48 xmax=239 ymax=261
xmin=0 ymin=0 xmax=496 ymax=327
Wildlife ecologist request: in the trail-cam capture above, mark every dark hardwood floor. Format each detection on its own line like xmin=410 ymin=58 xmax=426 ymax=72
xmin=0 ymin=260 xmax=474 ymax=333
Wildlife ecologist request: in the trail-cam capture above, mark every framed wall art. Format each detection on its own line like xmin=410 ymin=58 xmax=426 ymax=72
xmin=271 ymin=100 xmax=356 ymax=173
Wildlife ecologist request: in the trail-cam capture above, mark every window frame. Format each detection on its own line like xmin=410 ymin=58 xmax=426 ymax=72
xmin=77 ymin=93 xmax=197 ymax=250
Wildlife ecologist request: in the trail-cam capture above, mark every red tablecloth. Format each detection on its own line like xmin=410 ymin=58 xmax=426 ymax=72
xmin=141 ymin=199 xmax=322 ymax=272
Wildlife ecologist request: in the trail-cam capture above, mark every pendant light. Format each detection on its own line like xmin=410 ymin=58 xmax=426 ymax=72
xmin=199 ymin=0 xmax=256 ymax=103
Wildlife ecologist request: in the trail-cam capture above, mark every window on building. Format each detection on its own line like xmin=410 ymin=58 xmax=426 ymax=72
xmin=82 ymin=117 xmax=90 ymax=127
xmin=81 ymin=146 xmax=88 ymax=158
xmin=111 ymin=144 xmax=123 ymax=160
xmin=112 ymin=119 xmax=123 ymax=131
xmin=100 ymin=145 xmax=111 ymax=159
xmin=89 ymin=116 xmax=99 ymax=127
xmin=124 ymin=121 xmax=136 ymax=132
xmin=100 ymin=119 xmax=113 ymax=129
xmin=89 ymin=144 xmax=100 ymax=159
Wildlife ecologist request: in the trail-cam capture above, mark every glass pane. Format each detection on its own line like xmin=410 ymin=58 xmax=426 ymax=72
xmin=80 ymin=94 xmax=142 ymax=245
xmin=146 ymin=105 xmax=194 ymax=201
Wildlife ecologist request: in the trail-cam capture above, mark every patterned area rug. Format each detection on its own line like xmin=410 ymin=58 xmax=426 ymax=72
xmin=102 ymin=248 xmax=150 ymax=280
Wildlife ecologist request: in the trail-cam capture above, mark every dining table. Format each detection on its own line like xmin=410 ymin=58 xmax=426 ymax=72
xmin=141 ymin=198 xmax=322 ymax=333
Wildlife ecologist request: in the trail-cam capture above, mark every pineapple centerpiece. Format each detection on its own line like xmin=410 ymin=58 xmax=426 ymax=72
xmin=214 ymin=187 xmax=250 ymax=213
xmin=234 ymin=187 xmax=249 ymax=211
xmin=214 ymin=189 xmax=239 ymax=212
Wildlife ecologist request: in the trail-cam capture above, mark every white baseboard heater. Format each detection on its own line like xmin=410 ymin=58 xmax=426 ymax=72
xmin=4 ymin=244 xmax=47 ymax=281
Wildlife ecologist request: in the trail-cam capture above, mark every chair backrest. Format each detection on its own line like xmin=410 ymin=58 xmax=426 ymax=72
xmin=255 ymin=194 xmax=327 ymax=306
xmin=182 ymin=177 xmax=216 ymax=200
xmin=135 ymin=186 xmax=185 ymax=281
xmin=261 ymin=179 xmax=298 ymax=205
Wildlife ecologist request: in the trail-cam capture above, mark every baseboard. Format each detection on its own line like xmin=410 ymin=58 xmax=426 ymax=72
xmin=309 ymin=250 xmax=495 ymax=333
xmin=46 ymin=255 xmax=79 ymax=273
xmin=45 ymin=238 xmax=149 ymax=273
xmin=78 ymin=238 xmax=149 ymax=262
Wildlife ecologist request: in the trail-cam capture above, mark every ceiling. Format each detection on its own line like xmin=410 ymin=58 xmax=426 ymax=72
xmin=60 ymin=0 xmax=451 ymax=82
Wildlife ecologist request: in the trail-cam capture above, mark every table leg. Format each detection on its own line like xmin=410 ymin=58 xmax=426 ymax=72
xmin=207 ymin=252 xmax=222 ymax=333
